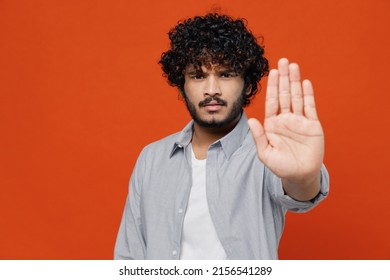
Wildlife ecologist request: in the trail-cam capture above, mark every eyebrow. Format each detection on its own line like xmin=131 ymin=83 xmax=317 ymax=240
xmin=185 ymin=68 xmax=201 ymax=74
xmin=185 ymin=66 xmax=236 ymax=74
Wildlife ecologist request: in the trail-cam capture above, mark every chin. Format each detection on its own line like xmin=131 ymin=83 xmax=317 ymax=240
xmin=195 ymin=116 xmax=234 ymax=129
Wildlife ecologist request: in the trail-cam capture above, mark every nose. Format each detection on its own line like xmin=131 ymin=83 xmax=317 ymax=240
xmin=204 ymin=75 xmax=221 ymax=97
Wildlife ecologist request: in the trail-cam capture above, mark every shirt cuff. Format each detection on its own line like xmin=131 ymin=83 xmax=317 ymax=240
xmin=272 ymin=164 xmax=330 ymax=213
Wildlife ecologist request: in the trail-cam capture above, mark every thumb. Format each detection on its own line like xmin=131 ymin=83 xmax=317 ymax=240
xmin=248 ymin=118 xmax=268 ymax=158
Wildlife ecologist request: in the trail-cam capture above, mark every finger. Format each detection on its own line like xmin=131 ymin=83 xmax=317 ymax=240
xmin=248 ymin=118 xmax=268 ymax=160
xmin=302 ymin=79 xmax=318 ymax=120
xmin=289 ymin=63 xmax=303 ymax=116
xmin=265 ymin=69 xmax=279 ymax=118
xmin=278 ymin=58 xmax=291 ymax=114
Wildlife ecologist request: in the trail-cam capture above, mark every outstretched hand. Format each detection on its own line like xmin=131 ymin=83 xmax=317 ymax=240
xmin=248 ymin=58 xmax=324 ymax=189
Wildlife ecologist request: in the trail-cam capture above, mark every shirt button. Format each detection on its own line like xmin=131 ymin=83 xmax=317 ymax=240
xmin=178 ymin=208 xmax=183 ymax=214
xmin=172 ymin=250 xmax=177 ymax=256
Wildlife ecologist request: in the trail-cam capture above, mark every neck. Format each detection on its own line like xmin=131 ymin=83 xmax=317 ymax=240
xmin=191 ymin=114 xmax=241 ymax=159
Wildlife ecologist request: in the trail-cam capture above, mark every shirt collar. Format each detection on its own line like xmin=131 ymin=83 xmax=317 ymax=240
xmin=218 ymin=112 xmax=249 ymax=160
xmin=170 ymin=120 xmax=194 ymax=158
xmin=170 ymin=112 xmax=250 ymax=159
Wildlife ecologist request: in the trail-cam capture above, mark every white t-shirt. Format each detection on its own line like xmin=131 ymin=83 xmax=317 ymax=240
xmin=179 ymin=145 xmax=227 ymax=259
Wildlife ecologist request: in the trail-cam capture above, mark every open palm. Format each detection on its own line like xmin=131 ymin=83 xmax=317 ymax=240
xmin=248 ymin=58 xmax=324 ymax=181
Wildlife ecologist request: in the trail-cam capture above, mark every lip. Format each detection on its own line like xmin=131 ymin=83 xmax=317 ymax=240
xmin=204 ymin=103 xmax=224 ymax=112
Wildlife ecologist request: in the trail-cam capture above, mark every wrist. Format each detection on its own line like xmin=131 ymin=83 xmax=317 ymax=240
xmin=282 ymin=171 xmax=321 ymax=202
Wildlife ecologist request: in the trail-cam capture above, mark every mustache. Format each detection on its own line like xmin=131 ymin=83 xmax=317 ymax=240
xmin=199 ymin=97 xmax=227 ymax=107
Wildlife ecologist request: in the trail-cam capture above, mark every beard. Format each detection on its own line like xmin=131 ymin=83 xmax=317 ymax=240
xmin=182 ymin=89 xmax=246 ymax=128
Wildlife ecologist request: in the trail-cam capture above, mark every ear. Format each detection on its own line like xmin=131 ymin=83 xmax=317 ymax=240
xmin=245 ymin=84 xmax=252 ymax=96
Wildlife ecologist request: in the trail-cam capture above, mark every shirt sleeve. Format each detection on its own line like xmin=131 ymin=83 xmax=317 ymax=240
xmin=266 ymin=164 xmax=330 ymax=213
xmin=114 ymin=150 xmax=147 ymax=259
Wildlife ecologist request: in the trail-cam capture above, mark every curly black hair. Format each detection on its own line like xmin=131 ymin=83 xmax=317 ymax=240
xmin=159 ymin=13 xmax=269 ymax=106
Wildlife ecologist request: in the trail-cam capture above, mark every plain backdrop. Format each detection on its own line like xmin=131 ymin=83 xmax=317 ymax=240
xmin=1 ymin=0 xmax=389 ymax=259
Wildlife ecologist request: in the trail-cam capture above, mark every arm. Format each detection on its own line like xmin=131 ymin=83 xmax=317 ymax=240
xmin=281 ymin=173 xmax=321 ymax=202
xmin=248 ymin=58 xmax=324 ymax=202
xmin=114 ymin=152 xmax=146 ymax=259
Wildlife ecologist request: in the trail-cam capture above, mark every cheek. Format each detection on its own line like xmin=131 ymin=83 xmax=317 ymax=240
xmin=221 ymin=83 xmax=245 ymax=98
xmin=184 ymin=83 xmax=202 ymax=101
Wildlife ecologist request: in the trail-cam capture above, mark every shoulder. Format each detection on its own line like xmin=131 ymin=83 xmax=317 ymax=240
xmin=142 ymin=131 xmax=181 ymax=154
xmin=141 ymin=119 xmax=193 ymax=157
xmin=135 ymin=131 xmax=184 ymax=166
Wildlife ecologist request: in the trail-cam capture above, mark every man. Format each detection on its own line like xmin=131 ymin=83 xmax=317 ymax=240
xmin=114 ymin=13 xmax=329 ymax=260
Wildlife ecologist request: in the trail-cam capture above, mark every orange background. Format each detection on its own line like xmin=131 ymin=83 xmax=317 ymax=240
xmin=1 ymin=0 xmax=389 ymax=259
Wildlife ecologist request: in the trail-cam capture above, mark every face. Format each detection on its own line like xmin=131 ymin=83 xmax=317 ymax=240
xmin=182 ymin=64 xmax=250 ymax=128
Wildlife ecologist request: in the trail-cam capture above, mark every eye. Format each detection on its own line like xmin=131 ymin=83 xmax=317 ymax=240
xmin=220 ymin=72 xmax=237 ymax=78
xmin=193 ymin=74 xmax=204 ymax=79
xmin=189 ymin=73 xmax=204 ymax=80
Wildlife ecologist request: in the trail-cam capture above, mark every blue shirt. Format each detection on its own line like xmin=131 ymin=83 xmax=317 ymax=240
xmin=114 ymin=113 xmax=329 ymax=259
